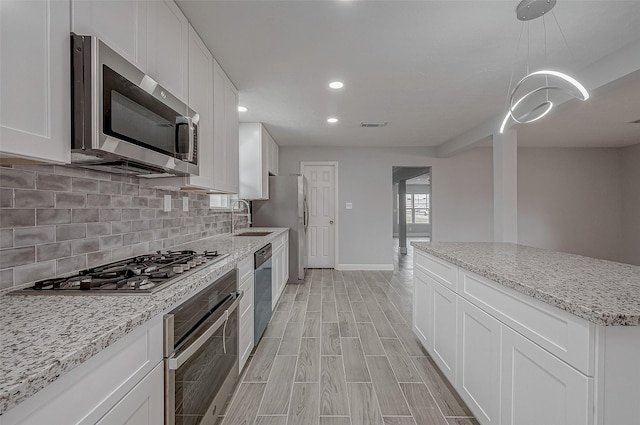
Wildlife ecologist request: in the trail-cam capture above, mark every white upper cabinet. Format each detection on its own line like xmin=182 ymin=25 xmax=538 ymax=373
xmin=184 ymin=25 xmax=214 ymax=190
xmin=212 ymin=59 xmax=239 ymax=194
xmin=267 ymin=136 xmax=279 ymax=176
xmin=147 ymin=0 xmax=189 ymax=103
xmin=239 ymin=123 xmax=279 ymax=200
xmin=71 ymin=0 xmax=147 ymax=71
xmin=0 ymin=0 xmax=71 ymax=164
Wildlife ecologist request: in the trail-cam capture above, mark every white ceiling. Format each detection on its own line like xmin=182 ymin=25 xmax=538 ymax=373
xmin=176 ymin=0 xmax=640 ymax=149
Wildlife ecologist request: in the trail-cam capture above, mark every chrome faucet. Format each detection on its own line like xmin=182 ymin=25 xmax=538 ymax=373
xmin=231 ymin=199 xmax=252 ymax=234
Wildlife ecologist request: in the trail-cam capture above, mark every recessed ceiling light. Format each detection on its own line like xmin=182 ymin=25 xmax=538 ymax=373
xmin=238 ymin=106 xmax=248 ymax=112
xmin=329 ymin=81 xmax=344 ymax=89
xmin=327 ymin=118 xmax=338 ymax=123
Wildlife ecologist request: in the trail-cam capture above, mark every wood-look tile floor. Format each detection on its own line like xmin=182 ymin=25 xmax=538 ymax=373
xmin=220 ymin=260 xmax=479 ymax=425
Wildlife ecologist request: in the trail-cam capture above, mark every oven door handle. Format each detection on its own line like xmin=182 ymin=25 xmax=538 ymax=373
xmin=168 ymin=290 xmax=243 ymax=370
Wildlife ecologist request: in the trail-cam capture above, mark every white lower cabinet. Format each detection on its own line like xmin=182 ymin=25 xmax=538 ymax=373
xmin=457 ymin=297 xmax=502 ymax=425
xmin=270 ymin=233 xmax=289 ymax=309
xmin=96 ymin=362 xmax=164 ymax=425
xmin=431 ymin=281 xmax=457 ymax=384
xmin=412 ymin=269 xmax=432 ymax=349
xmin=237 ymin=256 xmax=255 ymax=371
xmin=501 ymin=326 xmax=592 ymax=425
xmin=1 ymin=317 xmax=163 ymax=425
xmin=272 ymin=244 xmax=284 ymax=309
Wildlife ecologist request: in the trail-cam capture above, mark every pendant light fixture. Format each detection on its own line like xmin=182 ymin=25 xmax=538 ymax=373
xmin=499 ymin=0 xmax=589 ymax=134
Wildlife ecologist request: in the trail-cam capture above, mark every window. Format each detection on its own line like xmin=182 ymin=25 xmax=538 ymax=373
xmin=209 ymin=194 xmax=238 ymax=209
xmin=405 ymin=193 xmax=429 ymax=224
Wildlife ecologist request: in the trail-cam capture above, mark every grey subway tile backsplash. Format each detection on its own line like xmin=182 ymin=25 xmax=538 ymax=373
xmin=0 ymin=269 xmax=14 ymax=290
xmin=0 ymin=247 xmax=36 ymax=269
xmin=0 ymin=229 xmax=14 ymax=249
xmin=99 ymin=181 xmax=121 ymax=195
xmin=111 ymin=221 xmax=132 ymax=234
xmin=0 ymin=164 xmax=242 ymax=292
xmin=55 ymin=192 xmax=86 ymax=208
xmin=37 ymin=242 xmax=72 ymax=261
xmin=14 ymin=261 xmax=56 ymax=285
xmin=56 ymin=224 xmax=87 ymax=241
xmin=100 ymin=234 xmax=123 ymax=250
xmin=36 ymin=173 xmax=70 ymax=191
xmin=0 ymin=209 xmax=36 ymax=228
xmin=0 ymin=189 xmax=13 ymax=208
xmin=14 ymin=227 xmax=56 ymax=247
xmin=71 ymin=177 xmax=99 ymax=193
xmin=56 ymin=255 xmax=87 ymax=275
xmin=0 ymin=167 xmax=36 ymax=189
xmin=87 ymin=250 xmax=112 ymax=268
xmin=87 ymin=194 xmax=111 ymax=207
xmin=72 ymin=209 xmax=100 ymax=223
xmin=14 ymin=190 xmax=55 ymax=208
xmin=87 ymin=222 xmax=111 ymax=237
xmin=100 ymin=208 xmax=122 ymax=222
xmin=71 ymin=239 xmax=100 ymax=255
xmin=36 ymin=209 xmax=71 ymax=225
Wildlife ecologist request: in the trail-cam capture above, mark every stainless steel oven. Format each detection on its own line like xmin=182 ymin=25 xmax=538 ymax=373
xmin=71 ymin=33 xmax=199 ymax=177
xmin=163 ymin=269 xmax=242 ymax=425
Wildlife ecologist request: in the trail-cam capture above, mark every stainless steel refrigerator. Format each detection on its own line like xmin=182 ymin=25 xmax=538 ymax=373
xmin=252 ymin=175 xmax=308 ymax=283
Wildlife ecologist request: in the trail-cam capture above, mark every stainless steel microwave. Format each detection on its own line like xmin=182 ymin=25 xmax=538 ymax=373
xmin=70 ymin=33 xmax=199 ymax=177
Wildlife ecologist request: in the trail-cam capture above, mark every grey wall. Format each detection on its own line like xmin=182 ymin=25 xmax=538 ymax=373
xmin=0 ymin=164 xmax=247 ymax=292
xmin=517 ymin=148 xmax=622 ymax=262
xmin=279 ymin=147 xmax=494 ymax=267
xmin=619 ymin=142 xmax=640 ymax=265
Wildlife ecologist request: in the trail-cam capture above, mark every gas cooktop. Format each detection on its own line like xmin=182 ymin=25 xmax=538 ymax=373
xmin=13 ymin=250 xmax=229 ymax=295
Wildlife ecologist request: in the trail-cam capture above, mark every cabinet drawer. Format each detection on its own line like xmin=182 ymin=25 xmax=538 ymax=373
xmin=460 ymin=270 xmax=594 ymax=375
xmin=237 ymin=256 xmax=253 ymax=283
xmin=414 ymin=251 xmax=457 ymax=291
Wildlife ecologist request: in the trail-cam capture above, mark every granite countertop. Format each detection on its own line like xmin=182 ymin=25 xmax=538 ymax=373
xmin=411 ymin=241 xmax=640 ymax=327
xmin=0 ymin=227 xmax=288 ymax=415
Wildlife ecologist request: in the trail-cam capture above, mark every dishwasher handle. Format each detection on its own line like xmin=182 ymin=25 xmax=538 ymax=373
xmin=254 ymin=243 xmax=272 ymax=269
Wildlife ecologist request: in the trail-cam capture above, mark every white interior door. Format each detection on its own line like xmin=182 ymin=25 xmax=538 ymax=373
xmin=303 ymin=164 xmax=336 ymax=268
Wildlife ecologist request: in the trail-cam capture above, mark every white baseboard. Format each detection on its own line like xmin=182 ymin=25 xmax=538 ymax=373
xmin=336 ymin=264 xmax=394 ymax=271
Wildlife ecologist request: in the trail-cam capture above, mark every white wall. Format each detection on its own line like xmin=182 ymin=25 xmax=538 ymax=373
xmin=619 ymin=142 xmax=640 ymax=265
xmin=517 ymin=148 xmax=622 ymax=262
xmin=279 ymin=147 xmax=494 ymax=268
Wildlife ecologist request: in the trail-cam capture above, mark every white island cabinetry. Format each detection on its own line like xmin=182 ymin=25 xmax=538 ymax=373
xmin=413 ymin=245 xmax=640 ymax=425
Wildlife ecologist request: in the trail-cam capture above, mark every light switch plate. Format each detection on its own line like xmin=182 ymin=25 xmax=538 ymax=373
xmin=182 ymin=197 xmax=189 ymax=212
xmin=346 ymin=202 xmax=353 ymax=209
xmin=164 ymin=195 xmax=172 ymax=212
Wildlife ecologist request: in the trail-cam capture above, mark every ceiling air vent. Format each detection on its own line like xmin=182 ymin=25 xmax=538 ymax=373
xmin=360 ymin=121 xmax=387 ymax=128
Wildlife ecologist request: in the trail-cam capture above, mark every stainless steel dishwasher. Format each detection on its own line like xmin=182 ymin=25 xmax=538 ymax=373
xmin=254 ymin=244 xmax=273 ymax=345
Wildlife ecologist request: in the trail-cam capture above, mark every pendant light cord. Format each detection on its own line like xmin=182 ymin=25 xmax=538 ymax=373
xmin=551 ymin=9 xmax=577 ymax=63
xmin=504 ymin=23 xmax=526 ymax=112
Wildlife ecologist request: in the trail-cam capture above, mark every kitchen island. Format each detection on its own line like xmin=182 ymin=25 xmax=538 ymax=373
xmin=411 ymin=241 xmax=640 ymax=425
xmin=0 ymin=228 xmax=287 ymax=423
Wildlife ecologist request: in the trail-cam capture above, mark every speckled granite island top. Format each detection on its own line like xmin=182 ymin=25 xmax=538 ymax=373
xmin=0 ymin=228 xmax=287 ymax=415
xmin=411 ymin=241 xmax=640 ymax=327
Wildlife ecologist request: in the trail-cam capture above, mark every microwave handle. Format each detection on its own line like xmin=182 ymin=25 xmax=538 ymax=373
xmin=175 ymin=116 xmax=194 ymax=162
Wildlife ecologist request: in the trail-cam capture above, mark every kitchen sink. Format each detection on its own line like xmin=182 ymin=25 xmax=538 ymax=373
xmin=234 ymin=231 xmax=272 ymax=237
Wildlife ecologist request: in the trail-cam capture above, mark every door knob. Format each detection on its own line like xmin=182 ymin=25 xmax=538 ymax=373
xmin=330 ymin=220 xmax=334 ymax=224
